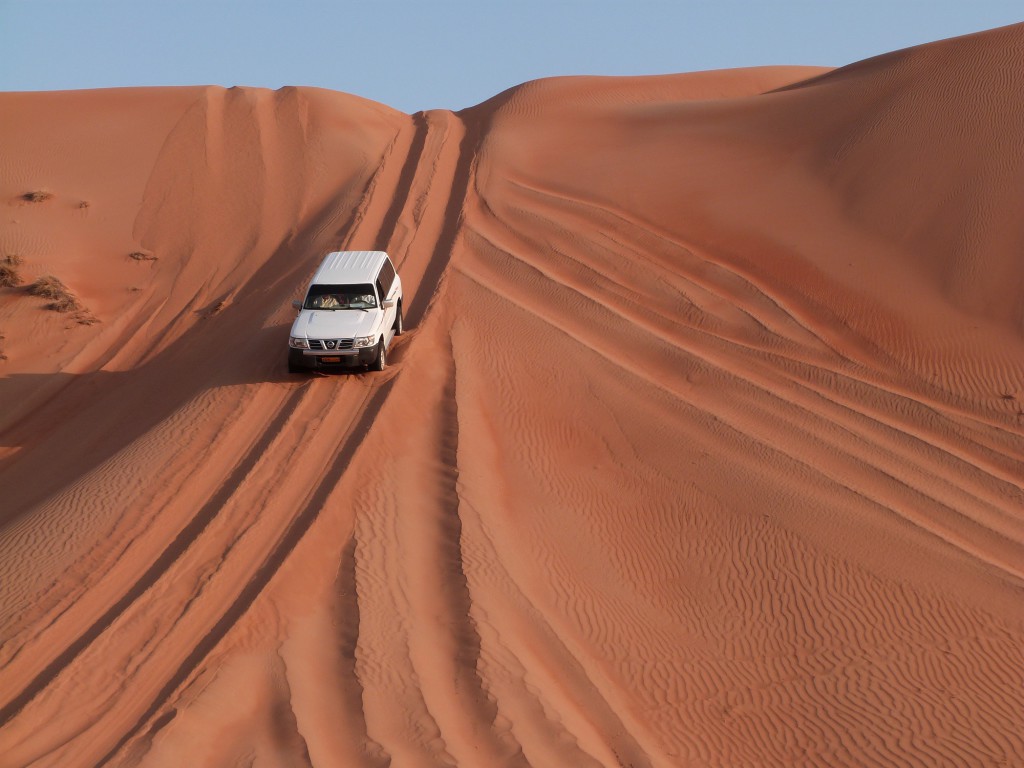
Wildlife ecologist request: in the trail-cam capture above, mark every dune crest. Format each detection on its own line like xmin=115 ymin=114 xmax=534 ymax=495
xmin=1 ymin=25 xmax=1022 ymax=768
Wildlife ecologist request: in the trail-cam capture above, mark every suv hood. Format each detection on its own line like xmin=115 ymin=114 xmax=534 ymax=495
xmin=290 ymin=309 xmax=380 ymax=339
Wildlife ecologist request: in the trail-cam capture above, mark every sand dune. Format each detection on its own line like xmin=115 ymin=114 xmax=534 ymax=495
xmin=1 ymin=23 xmax=1022 ymax=768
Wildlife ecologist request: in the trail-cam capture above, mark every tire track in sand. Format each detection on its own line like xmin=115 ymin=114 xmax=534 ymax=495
xmin=1 ymin=93 xmax=473 ymax=765
xmin=97 ymin=380 xmax=395 ymax=767
xmin=99 ymin=108 xmax=474 ymax=765
xmin=0 ymin=387 xmax=306 ymax=728
xmin=391 ymin=110 xmax=476 ymax=328
xmin=400 ymin=351 xmax=530 ymax=766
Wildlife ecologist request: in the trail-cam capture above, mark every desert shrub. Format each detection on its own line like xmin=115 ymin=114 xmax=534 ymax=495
xmin=128 ymin=251 xmax=157 ymax=261
xmin=23 ymin=190 xmax=53 ymax=203
xmin=0 ymin=255 xmax=23 ymax=287
xmin=0 ymin=266 xmax=20 ymax=287
xmin=48 ymin=293 xmax=82 ymax=313
xmin=28 ymin=275 xmax=68 ymax=299
xmin=28 ymin=275 xmax=83 ymax=313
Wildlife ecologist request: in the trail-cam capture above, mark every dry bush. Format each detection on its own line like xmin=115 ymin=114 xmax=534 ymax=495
xmin=49 ymin=293 xmax=82 ymax=313
xmin=28 ymin=275 xmax=68 ymax=299
xmin=23 ymin=190 xmax=53 ymax=203
xmin=0 ymin=255 xmax=23 ymax=287
xmin=128 ymin=250 xmax=157 ymax=262
xmin=0 ymin=266 xmax=19 ymax=287
xmin=28 ymin=275 xmax=82 ymax=313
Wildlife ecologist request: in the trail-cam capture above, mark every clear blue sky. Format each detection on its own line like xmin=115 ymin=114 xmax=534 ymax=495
xmin=1 ymin=1 xmax=1021 ymax=113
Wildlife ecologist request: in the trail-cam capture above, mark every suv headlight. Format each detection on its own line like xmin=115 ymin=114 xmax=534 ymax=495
xmin=289 ymin=337 xmax=310 ymax=349
xmin=353 ymin=335 xmax=376 ymax=348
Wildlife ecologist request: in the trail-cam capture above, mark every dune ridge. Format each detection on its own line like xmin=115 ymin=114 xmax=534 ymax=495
xmin=1 ymin=24 xmax=1023 ymax=768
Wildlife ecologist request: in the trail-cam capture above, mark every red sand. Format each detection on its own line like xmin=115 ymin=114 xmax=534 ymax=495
xmin=1 ymin=24 xmax=1022 ymax=768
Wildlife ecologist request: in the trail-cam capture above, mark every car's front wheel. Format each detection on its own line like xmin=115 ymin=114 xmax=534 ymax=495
xmin=371 ymin=339 xmax=386 ymax=371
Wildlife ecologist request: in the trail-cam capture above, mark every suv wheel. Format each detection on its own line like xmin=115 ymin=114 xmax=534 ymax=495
xmin=371 ymin=339 xmax=386 ymax=371
xmin=394 ymin=303 xmax=404 ymax=336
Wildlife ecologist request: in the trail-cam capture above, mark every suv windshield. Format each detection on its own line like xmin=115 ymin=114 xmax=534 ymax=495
xmin=304 ymin=283 xmax=377 ymax=310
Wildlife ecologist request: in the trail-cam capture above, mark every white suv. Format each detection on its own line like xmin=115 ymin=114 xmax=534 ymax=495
xmin=288 ymin=250 xmax=403 ymax=373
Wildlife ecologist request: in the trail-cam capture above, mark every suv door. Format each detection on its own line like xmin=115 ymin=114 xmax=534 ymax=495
xmin=375 ymin=264 xmax=396 ymax=339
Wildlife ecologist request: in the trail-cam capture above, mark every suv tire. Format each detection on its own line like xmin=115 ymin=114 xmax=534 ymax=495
xmin=371 ymin=339 xmax=386 ymax=371
xmin=394 ymin=303 xmax=404 ymax=336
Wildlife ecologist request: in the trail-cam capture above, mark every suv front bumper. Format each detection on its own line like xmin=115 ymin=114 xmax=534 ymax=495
xmin=289 ymin=347 xmax=377 ymax=370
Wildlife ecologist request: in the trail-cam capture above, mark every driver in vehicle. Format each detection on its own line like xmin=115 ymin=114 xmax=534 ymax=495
xmin=315 ymin=294 xmax=342 ymax=309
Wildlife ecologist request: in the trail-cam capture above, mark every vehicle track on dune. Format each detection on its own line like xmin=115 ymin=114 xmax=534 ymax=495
xmin=96 ymin=381 xmax=394 ymax=767
xmin=0 ymin=386 xmax=306 ymax=726
xmin=0 ymin=104 xmax=478 ymax=766
xmin=458 ymin=181 xmax=1024 ymax=584
xmin=95 ymin=109 xmax=478 ymax=766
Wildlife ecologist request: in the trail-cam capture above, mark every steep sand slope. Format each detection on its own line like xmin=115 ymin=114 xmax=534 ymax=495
xmin=1 ymin=25 xmax=1023 ymax=768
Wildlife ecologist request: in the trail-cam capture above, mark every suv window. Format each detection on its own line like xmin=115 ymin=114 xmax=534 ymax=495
xmin=376 ymin=259 xmax=396 ymax=299
xmin=304 ymin=283 xmax=378 ymax=310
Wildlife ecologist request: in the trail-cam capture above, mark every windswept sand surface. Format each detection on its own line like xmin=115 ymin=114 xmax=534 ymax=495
xmin=1 ymin=24 xmax=1023 ymax=768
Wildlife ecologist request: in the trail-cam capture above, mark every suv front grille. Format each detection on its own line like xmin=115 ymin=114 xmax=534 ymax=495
xmin=309 ymin=338 xmax=354 ymax=350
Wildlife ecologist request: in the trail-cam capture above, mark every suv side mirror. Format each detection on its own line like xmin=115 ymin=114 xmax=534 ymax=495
xmin=291 ymin=300 xmax=302 ymax=310
xmin=382 ymin=299 xmax=396 ymax=309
